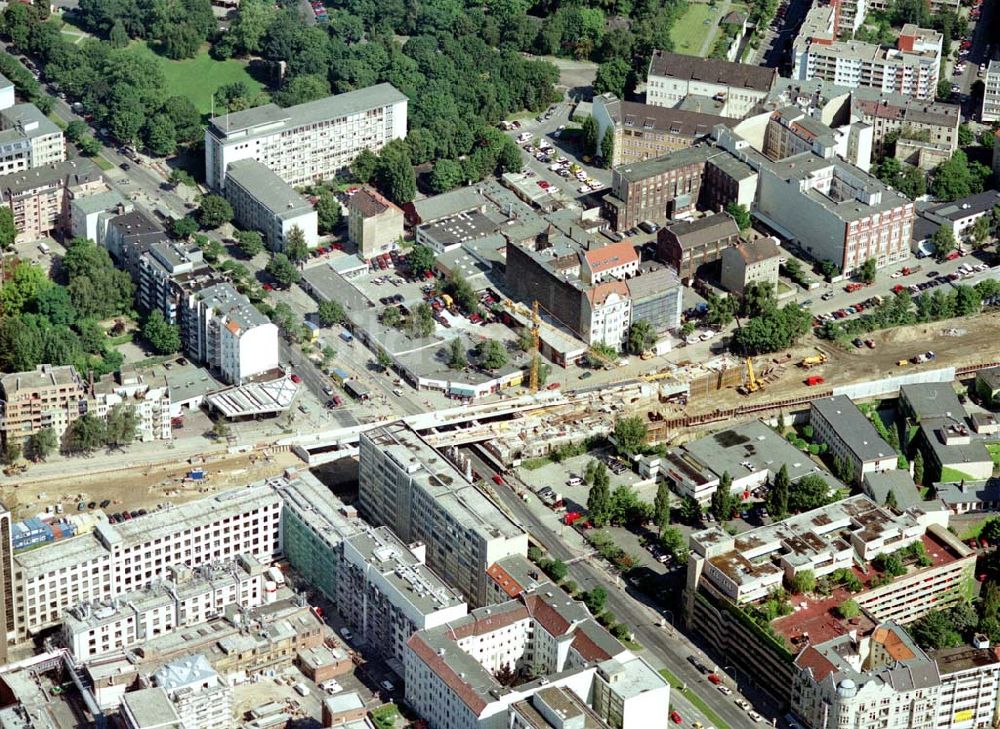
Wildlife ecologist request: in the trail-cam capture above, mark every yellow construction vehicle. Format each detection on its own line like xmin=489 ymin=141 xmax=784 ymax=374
xmin=640 ymin=350 xmax=654 ymax=361
xmin=799 ymin=352 xmax=828 ymax=369
xmin=734 ymin=317 xmax=763 ymax=395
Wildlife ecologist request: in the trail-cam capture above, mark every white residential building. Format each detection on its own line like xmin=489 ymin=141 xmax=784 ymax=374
xmin=204 ymin=83 xmax=408 ymax=190
xmin=0 ymin=74 xmax=14 ymax=111
xmin=10 ymin=483 xmax=282 ymax=638
xmin=153 ymin=654 xmax=233 ymax=729
xmin=359 ymin=422 xmax=528 ymax=607
xmin=933 ymin=642 xmax=1000 ymax=729
xmin=187 ymin=282 xmax=280 ymax=384
xmin=224 ymin=158 xmax=319 ymax=252
xmin=983 ymin=60 xmax=1000 ymax=123
xmin=0 ymin=102 xmax=65 ymax=176
xmin=405 ymin=587 xmax=670 ymax=729
xmin=584 ymin=281 xmax=632 ymax=351
xmin=339 ymin=525 xmax=467 ymax=665
xmin=810 ymin=395 xmax=898 ymax=485
xmin=793 ymin=22 xmax=942 ymax=101
xmin=87 ymin=366 xmax=172 ymax=443
xmin=63 ymin=555 xmax=267 ymax=662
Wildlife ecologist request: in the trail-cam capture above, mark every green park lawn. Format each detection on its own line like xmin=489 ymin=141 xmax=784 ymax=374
xmin=670 ymin=3 xmax=723 ymax=57
xmin=133 ymin=43 xmax=267 ymax=116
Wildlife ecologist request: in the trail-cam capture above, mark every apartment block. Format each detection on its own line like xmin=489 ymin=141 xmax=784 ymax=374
xmin=755 ymin=151 xmax=913 ymax=276
xmin=205 ymin=83 xmax=408 ymax=190
xmin=9 ymin=483 xmax=282 ymax=637
xmin=358 ymin=422 xmax=528 ymax=607
xmin=932 ymin=643 xmax=1000 ymax=729
xmin=851 ymin=88 xmax=960 ymax=166
xmin=762 ymin=106 xmax=873 ymax=172
xmin=69 ymin=189 xmax=130 ymax=245
xmin=645 ymin=50 xmax=777 ymax=118
xmin=0 ymin=103 xmax=65 ymax=175
xmin=404 ymin=587 xmax=670 ymax=729
xmin=348 ymin=186 xmax=403 ymax=260
xmin=922 ymin=190 xmax=1000 ymax=245
xmin=592 ymin=93 xmax=735 ymax=166
xmin=138 ymin=240 xmax=211 ymax=327
xmin=224 ymin=158 xmax=319 ymax=252
xmin=88 ymin=366 xmax=172 ymax=443
xmin=0 ymin=364 xmax=87 ymax=446
xmin=983 ymin=60 xmax=1000 ymax=122
xmin=149 ymin=654 xmax=233 ymax=729
xmin=0 ymin=157 xmax=105 ymax=242
xmin=663 ymin=419 xmax=840 ymax=503
xmin=657 ymin=212 xmax=741 ymax=280
xmin=720 ymin=236 xmax=781 ymax=295
xmin=810 ymin=395 xmax=897 ymax=485
xmin=339 ymin=525 xmax=467 ymax=665
xmin=793 ymin=22 xmax=942 ymax=101
xmin=187 ymin=282 xmax=280 ymax=384
xmin=63 ymin=555 xmax=267 ymax=662
xmin=830 ymin=0 xmax=868 ymax=36
xmin=103 ymin=208 xmax=172 ymax=284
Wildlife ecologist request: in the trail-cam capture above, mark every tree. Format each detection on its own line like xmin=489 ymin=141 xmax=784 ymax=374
xmin=970 ymin=215 xmax=992 ymax=248
xmin=142 ymin=310 xmax=181 ymax=354
xmin=981 ymin=518 xmax=1000 ymax=545
xmin=932 ymin=226 xmax=956 ymax=260
xmin=788 ymin=474 xmax=832 ymax=514
xmin=211 ymin=420 xmax=231 ymax=440
xmin=587 ymin=463 xmax=611 ymax=526
xmin=581 ymin=115 xmax=598 ymax=154
xmin=873 ymin=552 xmax=906 ymax=577
xmin=0 ymin=208 xmax=15 ymax=250
xmin=381 ymin=306 xmax=402 ymax=328
xmin=197 ymin=195 xmax=233 ymax=229
xmin=600 ymin=129 xmax=614 ymax=168
xmin=172 ymin=216 xmax=199 ymax=240
xmin=430 ymin=159 xmax=465 ymax=193
xmin=789 ymin=570 xmax=816 ymax=595
xmin=885 ymin=489 xmax=898 ymax=510
xmin=375 ymin=141 xmax=416 ymax=204
xmin=582 ymin=587 xmax=607 ymax=616
xmin=837 ymin=599 xmax=860 ymax=619
xmin=235 ymin=229 xmax=265 ymax=257
xmin=740 ymin=281 xmax=776 ymax=319
xmin=447 ymin=338 xmax=467 ymax=370
xmin=679 ymin=494 xmax=702 ymax=526
xmin=725 ymin=202 xmax=751 ymax=232
xmin=660 ymin=526 xmax=688 ymax=562
xmin=2 ymin=442 xmax=20 ymax=466
xmin=66 ymin=413 xmax=107 ymax=454
xmin=266 ymin=253 xmax=300 ymax=287
xmin=376 ymin=348 xmax=392 ymax=370
xmin=109 ymin=19 xmax=128 ymax=47
xmin=315 ymin=300 xmax=344 ymax=327
xmin=593 ymin=58 xmax=631 ymax=98
xmin=859 ymin=257 xmax=877 ymax=285
xmin=626 ymin=319 xmax=656 ymax=355
xmin=544 ymin=559 xmax=568 ymax=582
xmin=406 ymin=303 xmax=435 ymax=338
xmin=284 ymin=226 xmax=309 ymax=262
xmin=315 ymin=190 xmax=342 ymax=234
xmin=63 ymin=239 xmax=134 ymax=319
xmin=26 ymin=427 xmax=57 ymax=461
xmin=275 ymin=74 xmax=330 ymax=107
xmin=653 ymin=481 xmax=671 ymax=530
xmin=910 ymin=609 xmax=964 ymax=649
xmin=228 ymin=0 xmax=275 ymax=54
xmin=769 ymin=464 xmax=790 ymax=517
xmin=143 ymin=113 xmax=176 ymax=157
xmin=407 ymin=245 xmax=437 ymax=277
xmin=105 ymin=403 xmax=137 ymax=448
xmin=613 ymin=415 xmax=646 ymax=455
xmin=711 ymin=472 xmax=734 ymax=522
xmin=958 ymin=123 xmax=975 ymax=148
xmin=476 ymin=339 xmax=509 ymax=370
xmin=351 ymin=148 xmax=379 ymax=183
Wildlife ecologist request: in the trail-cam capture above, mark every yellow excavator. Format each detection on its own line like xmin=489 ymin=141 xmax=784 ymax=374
xmin=734 ymin=317 xmax=762 ymax=395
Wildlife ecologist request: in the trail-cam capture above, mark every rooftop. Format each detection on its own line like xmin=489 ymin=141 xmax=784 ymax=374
xmin=598 ymin=93 xmax=736 ymax=138
xmin=925 ymin=190 xmax=1000 ymax=222
xmin=0 ymin=103 xmax=61 ymax=139
xmin=411 ymin=186 xmax=487 ymax=225
xmin=486 ymin=554 xmax=547 ymax=599
xmin=225 ymin=158 xmax=315 ymax=219
xmin=349 ymin=186 xmax=401 ymax=218
xmin=196 ymin=282 xmax=271 ymax=331
xmin=931 ymin=644 xmax=1000 ymax=675
xmin=933 ymin=478 xmax=1000 ymax=507
xmin=614 ymin=145 xmax=716 ymax=184
xmin=862 ymin=470 xmax=922 ymax=511
xmin=121 ymin=687 xmax=182 ymax=728
xmin=417 ymin=208 xmax=501 ymax=251
xmin=0 ymin=364 xmax=82 ymax=396
xmin=648 ymin=50 xmax=777 ymax=92
xmin=661 ymin=213 xmax=739 ymax=249
xmin=209 ymin=83 xmax=407 ymax=139
xmin=811 ymin=395 xmax=895 ymax=463
xmin=0 ymin=157 xmax=102 ymax=197
xmin=728 ymin=237 xmax=781 ymax=265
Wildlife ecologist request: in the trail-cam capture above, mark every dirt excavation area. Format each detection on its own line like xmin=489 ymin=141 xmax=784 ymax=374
xmin=686 ymin=311 xmax=1000 ymax=414
xmin=2 ymin=449 xmax=300 ymax=522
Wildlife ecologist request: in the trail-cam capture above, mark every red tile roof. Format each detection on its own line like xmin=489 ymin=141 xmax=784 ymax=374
xmin=585 ymin=280 xmax=630 ymax=306
xmin=583 ymin=240 xmax=638 ymax=273
xmin=794 ymin=645 xmax=838 ymax=682
xmin=486 ymin=562 xmax=525 ymax=599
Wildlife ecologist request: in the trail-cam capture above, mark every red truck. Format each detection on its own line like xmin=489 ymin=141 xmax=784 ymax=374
xmin=806 ymin=375 xmax=825 ymax=386
xmin=844 ymin=282 xmax=864 ymax=293
xmin=564 ymin=511 xmax=583 ymax=526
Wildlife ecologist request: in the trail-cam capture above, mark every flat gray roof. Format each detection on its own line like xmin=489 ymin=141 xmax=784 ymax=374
xmin=1 ymin=103 xmax=60 ymax=139
xmin=121 ymin=688 xmax=182 ymax=728
xmin=811 ymin=395 xmax=895 ymax=463
xmin=900 ymin=382 xmax=965 ymax=421
xmin=209 ymin=83 xmax=407 ymax=140
xmin=225 ymin=159 xmax=314 ymax=219
xmin=615 ymin=145 xmax=715 ymax=184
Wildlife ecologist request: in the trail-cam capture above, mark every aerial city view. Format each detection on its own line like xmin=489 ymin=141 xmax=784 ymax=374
xmin=0 ymin=0 xmax=998 ymax=725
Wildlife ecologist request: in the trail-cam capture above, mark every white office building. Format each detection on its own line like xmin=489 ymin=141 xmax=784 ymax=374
xmin=153 ymin=654 xmax=233 ymax=729
xmin=10 ymin=483 xmax=282 ymax=638
xmin=204 ymin=83 xmax=408 ymax=190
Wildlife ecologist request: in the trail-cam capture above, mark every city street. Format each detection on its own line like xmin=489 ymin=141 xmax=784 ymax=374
xmin=462 ymin=448 xmax=765 ymax=729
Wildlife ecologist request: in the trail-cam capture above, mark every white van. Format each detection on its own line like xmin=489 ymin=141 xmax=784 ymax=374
xmin=293 ymin=683 xmax=309 ymax=697
xmin=37 ymin=243 xmax=50 ymax=255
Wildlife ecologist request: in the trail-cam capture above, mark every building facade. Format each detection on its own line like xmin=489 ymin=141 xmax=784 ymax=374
xmin=851 ymin=89 xmax=960 ymax=164
xmin=645 ymin=51 xmax=777 ymax=118
xmin=657 ymin=213 xmax=741 ymax=280
xmin=223 ymin=158 xmax=319 ymax=252
xmin=0 ymin=365 xmax=87 ymax=446
xmin=347 ymin=187 xmax=404 ymax=260
xmin=810 ymin=395 xmax=898 ymax=485
xmin=358 ymin=423 xmax=528 ymax=607
xmin=205 ymin=83 xmax=408 ymax=191
xmin=720 ymin=236 xmax=781 ymax=295
xmin=0 ymin=158 xmax=105 ymax=242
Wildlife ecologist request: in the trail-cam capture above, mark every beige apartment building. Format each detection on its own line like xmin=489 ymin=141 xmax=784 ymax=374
xmin=0 ymin=365 xmax=87 ymax=446
xmin=0 ymin=158 xmax=104 ymax=242
xmin=347 ymin=187 xmax=403 ymax=259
